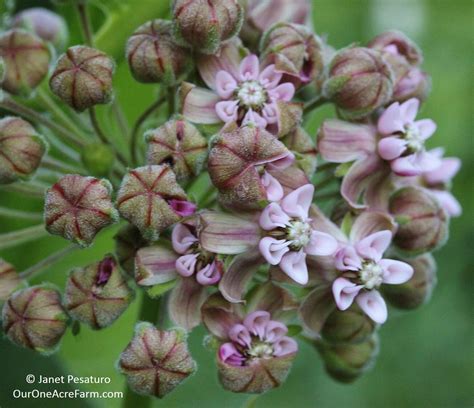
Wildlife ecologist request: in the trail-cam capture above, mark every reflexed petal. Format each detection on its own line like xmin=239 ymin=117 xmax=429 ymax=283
xmin=262 ymin=102 xmax=279 ymax=124
xmin=259 ymin=64 xmax=283 ymax=89
xmin=196 ymin=261 xmax=221 ymax=286
xmin=424 ymin=157 xmax=461 ymax=185
xmin=378 ymin=136 xmax=407 ymax=160
xmin=259 ymin=202 xmax=291 ymax=230
xmin=280 ymin=250 xmax=308 ymax=285
xmin=299 ymin=284 xmax=336 ymax=334
xmin=273 ymin=337 xmax=298 ymax=356
xmin=334 ymin=246 xmax=362 ymax=271
xmin=259 ymin=237 xmax=290 ymax=265
xmin=265 ymin=321 xmax=288 ymax=343
xmin=261 ymin=171 xmax=284 ymax=202
xmin=175 ymin=254 xmax=198 ymax=277
xmin=399 ymin=98 xmax=419 ymax=124
xmin=380 ymin=259 xmax=414 ymax=284
xmin=246 ymin=281 xmax=298 ymax=318
xmin=169 ymin=199 xmax=196 ymax=217
xmin=171 ymin=224 xmax=198 ymax=254
xmin=180 ymin=83 xmax=221 ymax=124
xmin=242 ymin=109 xmax=267 ymax=128
xmin=305 ymin=231 xmax=338 ymax=256
xmin=415 ymin=119 xmax=436 ymax=140
xmin=267 ymin=151 xmax=295 ymax=170
xmin=332 ymin=277 xmax=362 ymax=310
xmin=416 ymin=150 xmax=442 ymax=172
xmin=349 ymin=211 xmax=396 ymax=244
xmin=308 ymin=205 xmax=348 ymax=243
xmin=201 ymin=293 xmax=241 ymax=340
xmin=218 ymin=342 xmax=245 ymax=366
xmin=243 ymin=310 xmax=271 ymax=339
xmin=356 ymin=290 xmax=388 ymax=324
xmin=268 ymin=83 xmax=295 ymax=102
xmin=215 ymin=70 xmax=238 ymax=99
xmin=281 ymin=184 xmax=314 ymax=220
xmin=355 ymin=230 xmax=392 ymax=262
xmin=430 ymin=190 xmax=462 ymax=217
xmin=377 ymin=102 xmax=404 ymax=135
xmin=229 ymin=324 xmax=252 ymax=348
xmin=135 ymin=246 xmax=178 ymax=286
xmin=391 ymin=154 xmax=419 ymax=176
xmin=216 ymin=100 xmax=239 ymax=123
xmin=239 ymin=54 xmax=260 ymax=81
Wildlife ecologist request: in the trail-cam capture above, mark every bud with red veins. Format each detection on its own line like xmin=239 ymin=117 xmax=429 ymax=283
xmin=0 ymin=116 xmax=47 ymax=184
xmin=49 ymin=46 xmax=115 ymax=112
xmin=116 ymin=165 xmax=194 ymax=241
xmin=2 ymin=286 xmax=68 ymax=353
xmin=0 ymin=29 xmax=51 ymax=96
xmin=114 ymin=225 xmax=148 ymax=276
xmin=260 ymin=22 xmax=324 ymax=86
xmin=323 ymin=47 xmax=393 ymax=119
xmin=13 ymin=7 xmax=68 ymax=50
xmin=368 ymin=30 xmax=423 ymax=65
xmin=118 ymin=323 xmax=196 ymax=398
xmin=126 ymin=19 xmax=193 ymax=85
xmin=389 ymin=186 xmax=448 ymax=255
xmin=172 ymin=0 xmax=243 ymax=55
xmin=0 ymin=259 xmax=23 ymax=304
xmin=208 ymin=124 xmax=295 ymax=210
xmin=45 ymin=175 xmax=118 ymax=247
xmin=280 ymin=127 xmax=317 ymax=178
xmin=145 ymin=118 xmax=208 ymax=181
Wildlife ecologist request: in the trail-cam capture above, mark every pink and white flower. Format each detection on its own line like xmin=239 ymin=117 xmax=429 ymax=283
xmin=259 ymin=184 xmax=338 ymax=285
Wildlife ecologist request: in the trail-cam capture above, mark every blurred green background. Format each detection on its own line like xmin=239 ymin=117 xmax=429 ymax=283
xmin=0 ymin=0 xmax=472 ymax=407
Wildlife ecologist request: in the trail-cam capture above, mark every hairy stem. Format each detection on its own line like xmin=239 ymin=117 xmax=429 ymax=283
xmin=19 ymin=244 xmax=78 ymax=279
xmin=0 ymin=224 xmax=48 ymax=251
xmin=0 ymin=207 xmax=43 ymax=221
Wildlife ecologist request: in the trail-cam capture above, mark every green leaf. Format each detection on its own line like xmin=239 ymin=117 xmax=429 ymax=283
xmin=287 ymin=325 xmax=303 ymax=337
xmin=146 ymin=279 xmax=177 ymax=298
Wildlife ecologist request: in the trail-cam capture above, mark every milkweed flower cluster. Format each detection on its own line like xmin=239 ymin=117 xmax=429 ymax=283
xmin=0 ymin=0 xmax=461 ymax=399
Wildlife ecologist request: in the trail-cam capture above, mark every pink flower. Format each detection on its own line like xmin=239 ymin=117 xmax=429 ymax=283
xmin=259 ymin=184 xmax=338 ymax=285
xmin=378 ymin=98 xmax=440 ymax=176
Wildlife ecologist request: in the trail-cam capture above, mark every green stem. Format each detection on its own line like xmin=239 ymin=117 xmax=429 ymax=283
xmin=0 ymin=207 xmax=43 ymax=221
xmin=243 ymin=394 xmax=260 ymax=408
xmin=77 ymin=2 xmax=94 ymax=46
xmin=19 ymin=244 xmax=78 ymax=279
xmin=303 ymin=96 xmax=327 ymax=115
xmin=0 ymin=183 xmax=45 ymax=198
xmin=0 ymin=225 xmax=48 ymax=251
xmin=42 ymin=156 xmax=84 ymax=175
xmin=317 ymin=162 xmax=338 ymax=173
xmin=111 ymin=99 xmax=130 ymax=139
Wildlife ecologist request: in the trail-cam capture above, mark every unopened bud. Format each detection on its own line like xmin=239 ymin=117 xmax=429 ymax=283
xmin=0 ymin=259 xmax=23 ymax=304
xmin=13 ymin=7 xmax=68 ymax=50
xmin=0 ymin=29 xmax=51 ymax=96
xmin=145 ymin=117 xmax=207 ymax=181
xmin=126 ymin=19 xmax=193 ymax=85
xmin=116 ymin=165 xmax=192 ymax=241
xmin=2 ymin=286 xmax=68 ymax=353
xmin=50 ymin=46 xmax=114 ymax=112
xmin=323 ymin=47 xmax=393 ymax=119
xmin=81 ymin=143 xmax=115 ymax=177
xmin=382 ymin=254 xmax=437 ymax=310
xmin=172 ymin=0 xmax=243 ymax=54
xmin=368 ymin=30 xmax=422 ymax=65
xmin=64 ymin=256 xmax=133 ymax=329
xmin=114 ymin=225 xmax=148 ymax=276
xmin=118 ymin=322 xmax=196 ymax=398
xmin=280 ymin=127 xmax=317 ymax=178
xmin=0 ymin=116 xmax=47 ymax=184
xmin=389 ymin=186 xmax=448 ymax=255
xmin=45 ymin=175 xmax=118 ymax=246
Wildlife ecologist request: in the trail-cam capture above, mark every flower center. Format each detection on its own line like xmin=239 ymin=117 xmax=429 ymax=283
xmin=359 ymin=261 xmax=384 ymax=290
xmin=246 ymin=340 xmax=274 ymax=360
xmin=236 ymin=80 xmax=267 ymax=109
xmin=404 ymin=124 xmax=423 ymax=152
xmin=286 ymin=220 xmax=312 ymax=250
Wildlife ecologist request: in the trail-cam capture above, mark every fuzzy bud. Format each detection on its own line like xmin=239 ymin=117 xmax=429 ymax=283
xmin=114 ymin=225 xmax=148 ymax=276
xmin=0 ymin=116 xmax=47 ymax=184
xmin=50 ymin=46 xmax=114 ymax=112
xmin=368 ymin=30 xmax=422 ymax=65
xmin=382 ymin=254 xmax=437 ymax=310
xmin=64 ymin=256 xmax=134 ymax=329
xmin=260 ymin=22 xmax=324 ymax=85
xmin=317 ymin=334 xmax=379 ymax=383
xmin=118 ymin=322 xmax=196 ymax=398
xmin=45 ymin=175 xmax=119 ymax=247
xmin=126 ymin=19 xmax=193 ymax=85
xmin=280 ymin=126 xmax=317 ymax=178
xmin=81 ymin=143 xmax=115 ymax=177
xmin=12 ymin=7 xmax=68 ymax=50
xmin=145 ymin=118 xmax=207 ymax=181
xmin=0 ymin=29 xmax=51 ymax=96
xmin=116 ymin=165 xmax=192 ymax=241
xmin=172 ymin=0 xmax=243 ymax=54
xmin=389 ymin=186 xmax=448 ymax=255
xmin=0 ymin=259 xmax=23 ymax=304
xmin=2 ymin=286 xmax=68 ymax=353
xmin=323 ymin=47 xmax=393 ymax=119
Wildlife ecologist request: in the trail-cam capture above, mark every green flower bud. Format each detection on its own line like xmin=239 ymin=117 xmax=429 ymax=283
xmin=50 ymin=46 xmax=114 ymax=112
xmin=2 ymin=286 xmax=68 ymax=353
xmin=0 ymin=29 xmax=51 ymax=96
xmin=0 ymin=116 xmax=47 ymax=184
xmin=281 ymin=127 xmax=317 ymax=178
xmin=118 ymin=322 xmax=196 ymax=398
xmin=114 ymin=224 xmax=148 ymax=276
xmin=145 ymin=117 xmax=208 ymax=181
xmin=0 ymin=259 xmax=23 ymax=304
xmin=382 ymin=254 xmax=437 ymax=310
xmin=81 ymin=143 xmax=115 ymax=177
xmin=64 ymin=256 xmax=134 ymax=329
xmin=389 ymin=186 xmax=449 ymax=255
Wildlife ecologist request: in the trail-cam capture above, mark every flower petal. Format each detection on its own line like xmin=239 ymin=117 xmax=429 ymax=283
xmin=279 ymin=250 xmax=308 ymax=285
xmin=332 ymin=277 xmax=362 ymax=310
xmin=180 ymin=83 xmax=221 ymax=124
xmin=355 ymin=230 xmax=392 ymax=262
xmin=171 ymin=223 xmax=198 ymax=254
xmin=266 ymin=151 xmax=295 ymax=170
xmin=175 ymin=253 xmax=198 ymax=277
xmin=196 ymin=261 xmax=222 ymax=286
xmin=218 ymin=343 xmax=246 ymax=366
xmin=305 ymin=231 xmax=338 ymax=256
xmin=259 ymin=64 xmax=283 ymax=89
xmin=216 ymin=100 xmax=239 ymax=123
xmin=265 ymin=321 xmax=288 ymax=343
xmin=262 ymin=102 xmax=279 ymax=124
xmin=259 ymin=237 xmax=290 ymax=265
xmin=259 ymin=202 xmax=291 ymax=230
xmin=268 ymin=83 xmax=295 ymax=102
xmin=356 ymin=290 xmax=388 ymax=324
xmin=273 ymin=337 xmax=298 ymax=356
xmin=228 ymin=324 xmax=252 ymax=348
xmin=378 ymin=102 xmax=404 ymax=135
xmin=281 ymin=184 xmax=314 ymax=220
xmin=430 ymin=190 xmax=462 ymax=217
xmin=215 ymin=70 xmax=238 ymax=99
xmin=201 ymin=293 xmax=241 ymax=340
xmin=299 ymin=284 xmax=336 ymax=334
xmin=242 ymin=109 xmax=267 ymax=128
xmin=350 ymin=211 xmax=396 ymax=244
xmin=334 ymin=246 xmax=362 ymax=271
xmin=399 ymin=98 xmax=419 ymax=124
xmin=246 ymin=281 xmax=298 ymax=318
xmin=414 ymin=119 xmax=436 ymax=140
xmin=261 ymin=171 xmax=284 ymax=202
xmin=378 ymin=136 xmax=407 ymax=161
xmin=424 ymin=157 xmax=461 ymax=185
xmin=239 ymin=54 xmax=260 ymax=81
xmin=243 ymin=310 xmax=271 ymax=339
xmin=135 ymin=246 xmax=178 ymax=286
xmin=308 ymin=205 xmax=348 ymax=243
xmin=380 ymin=259 xmax=414 ymax=284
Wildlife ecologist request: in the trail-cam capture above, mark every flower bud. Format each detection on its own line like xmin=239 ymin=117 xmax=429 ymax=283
xmin=116 ymin=165 xmax=192 ymax=241
xmin=0 ymin=29 xmax=51 ymax=96
xmin=64 ymin=256 xmax=134 ymax=329
xmin=368 ymin=30 xmax=422 ymax=65
xmin=114 ymin=225 xmax=148 ymax=276
xmin=145 ymin=117 xmax=208 ymax=181
xmin=0 ymin=259 xmax=23 ymax=304
xmin=317 ymin=334 xmax=379 ymax=383
xmin=321 ymin=304 xmax=376 ymax=345
xmin=280 ymin=126 xmax=317 ymax=178
xmin=323 ymin=47 xmax=393 ymax=119
xmin=2 ymin=286 xmax=68 ymax=353
xmin=382 ymin=254 xmax=437 ymax=310
xmin=172 ymin=0 xmax=243 ymax=54
xmin=260 ymin=23 xmax=324 ymax=85
xmin=126 ymin=19 xmax=193 ymax=85
xmin=12 ymin=7 xmax=68 ymax=50
xmin=50 ymin=46 xmax=114 ymax=112
xmin=80 ymin=143 xmax=115 ymax=177
xmin=118 ymin=322 xmax=196 ymax=398
xmin=45 ymin=175 xmax=119 ymax=247
xmin=0 ymin=116 xmax=47 ymax=184
xmin=389 ymin=186 xmax=448 ymax=255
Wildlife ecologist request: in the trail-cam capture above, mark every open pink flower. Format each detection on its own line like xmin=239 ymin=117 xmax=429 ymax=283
xmin=378 ymin=98 xmax=440 ymax=176
xmin=259 ymin=184 xmax=338 ymax=285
